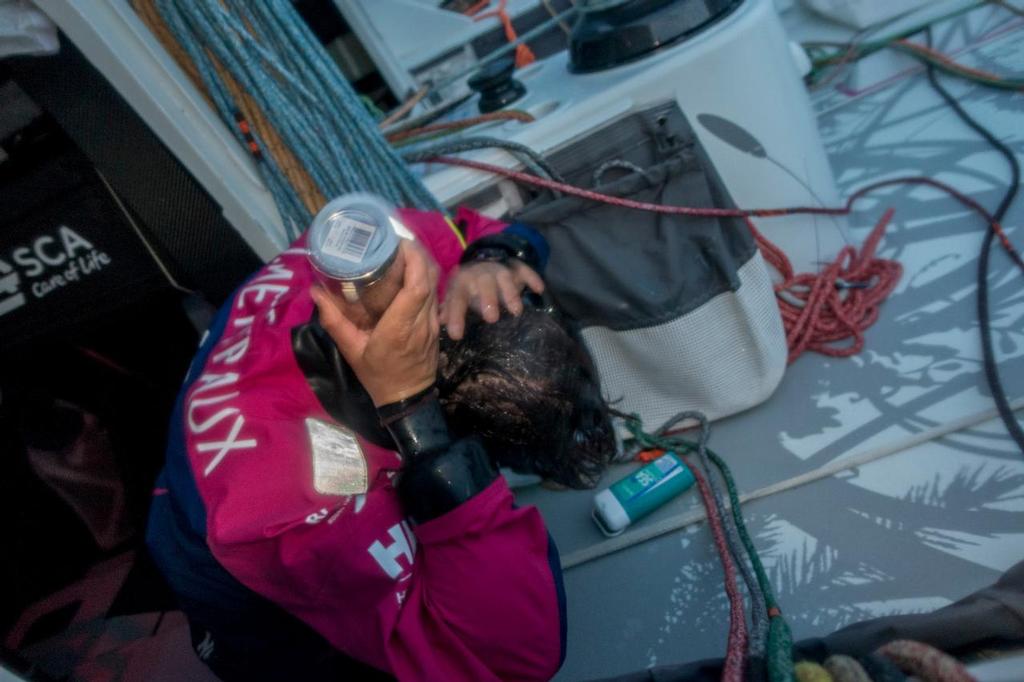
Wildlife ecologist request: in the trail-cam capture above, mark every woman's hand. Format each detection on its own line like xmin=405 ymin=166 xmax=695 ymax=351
xmin=440 ymin=260 xmax=544 ymax=340
xmin=312 ymin=240 xmax=440 ymax=406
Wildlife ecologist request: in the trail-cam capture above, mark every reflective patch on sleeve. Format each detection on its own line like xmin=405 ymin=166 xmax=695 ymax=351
xmin=305 ymin=417 xmax=368 ymax=496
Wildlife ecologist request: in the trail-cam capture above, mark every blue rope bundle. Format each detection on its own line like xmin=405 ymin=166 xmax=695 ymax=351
xmin=155 ymin=0 xmax=441 ymax=241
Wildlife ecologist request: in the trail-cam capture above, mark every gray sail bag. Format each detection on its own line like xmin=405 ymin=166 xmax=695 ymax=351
xmin=511 ymin=104 xmax=787 ymax=429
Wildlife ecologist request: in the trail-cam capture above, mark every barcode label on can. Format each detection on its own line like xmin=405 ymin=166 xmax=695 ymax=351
xmin=322 ymin=217 xmax=376 ymax=263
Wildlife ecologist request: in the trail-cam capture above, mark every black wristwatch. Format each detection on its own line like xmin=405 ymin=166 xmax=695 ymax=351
xmin=460 ymin=231 xmax=539 ymax=270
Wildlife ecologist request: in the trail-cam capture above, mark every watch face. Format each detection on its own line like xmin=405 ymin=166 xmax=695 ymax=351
xmin=471 ymin=247 xmax=512 ymax=263
xmin=465 ymin=232 xmax=534 ymax=267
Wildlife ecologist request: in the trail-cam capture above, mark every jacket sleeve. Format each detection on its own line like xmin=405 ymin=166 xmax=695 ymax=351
xmin=378 ymin=390 xmax=566 ymax=681
xmin=201 ymin=407 xmax=566 ymax=681
xmin=388 ymin=478 xmax=567 ymax=682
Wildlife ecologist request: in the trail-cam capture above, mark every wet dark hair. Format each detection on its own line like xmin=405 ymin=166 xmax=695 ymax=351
xmin=438 ymin=300 xmax=616 ymax=488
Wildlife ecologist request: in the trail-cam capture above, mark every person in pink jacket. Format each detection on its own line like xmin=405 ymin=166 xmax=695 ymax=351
xmin=147 ymin=206 xmax=615 ymax=681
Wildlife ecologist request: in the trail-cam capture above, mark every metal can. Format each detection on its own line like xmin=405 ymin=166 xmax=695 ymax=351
xmin=307 ymin=193 xmax=408 ymax=328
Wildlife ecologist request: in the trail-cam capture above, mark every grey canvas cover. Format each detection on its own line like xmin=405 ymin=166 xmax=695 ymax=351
xmin=513 ymin=104 xmax=787 ymax=428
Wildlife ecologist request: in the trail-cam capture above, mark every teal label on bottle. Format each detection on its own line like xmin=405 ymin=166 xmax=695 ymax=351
xmin=610 ymin=452 xmax=695 ymax=522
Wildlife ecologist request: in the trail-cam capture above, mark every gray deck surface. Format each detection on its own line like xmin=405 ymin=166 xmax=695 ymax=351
xmin=514 ymin=4 xmax=1024 ymax=679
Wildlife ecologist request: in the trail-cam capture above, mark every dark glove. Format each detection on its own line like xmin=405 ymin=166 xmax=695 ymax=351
xmin=379 ymin=386 xmax=497 ymax=523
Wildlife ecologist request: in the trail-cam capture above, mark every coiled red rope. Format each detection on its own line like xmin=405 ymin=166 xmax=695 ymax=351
xmin=748 ymin=211 xmax=903 ymax=363
xmin=428 ymin=155 xmax=1024 ymax=363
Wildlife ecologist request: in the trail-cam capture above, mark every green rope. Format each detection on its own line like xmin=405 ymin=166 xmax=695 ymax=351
xmin=803 ymin=0 xmax=1024 ymax=91
xmin=802 ymin=0 xmax=987 ymax=75
xmin=706 ymin=447 xmax=795 ymax=682
xmin=621 ymin=414 xmax=796 ymax=682
xmin=360 ymin=95 xmax=386 ymax=122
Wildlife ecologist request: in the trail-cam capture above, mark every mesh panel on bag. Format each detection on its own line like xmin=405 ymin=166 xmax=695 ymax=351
xmin=582 ymin=251 xmax=786 ymax=427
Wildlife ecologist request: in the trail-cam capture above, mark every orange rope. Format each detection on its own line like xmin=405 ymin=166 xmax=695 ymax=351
xmin=379 ymin=86 xmax=429 ymax=128
xmin=130 ymin=0 xmax=326 ymax=214
xmin=896 ymin=39 xmax=1022 ymax=85
xmin=474 ymin=0 xmax=536 ymax=68
xmin=386 ymin=110 xmax=535 ymax=144
xmin=464 ymin=0 xmax=491 ymax=15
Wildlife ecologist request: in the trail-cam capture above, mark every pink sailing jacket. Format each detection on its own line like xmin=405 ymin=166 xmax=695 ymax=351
xmin=147 ymin=207 xmax=566 ymax=681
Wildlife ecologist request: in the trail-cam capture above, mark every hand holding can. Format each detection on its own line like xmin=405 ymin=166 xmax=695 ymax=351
xmin=307 ymin=193 xmax=409 ymax=330
xmin=312 ymin=239 xmax=441 ymax=406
